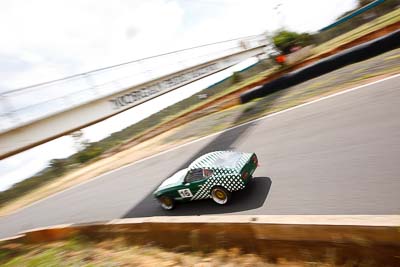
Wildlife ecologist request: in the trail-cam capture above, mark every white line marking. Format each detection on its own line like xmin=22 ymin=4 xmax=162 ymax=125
xmin=5 ymin=73 xmax=400 ymax=215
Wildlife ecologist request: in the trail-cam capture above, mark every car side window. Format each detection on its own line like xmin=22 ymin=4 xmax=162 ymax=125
xmin=185 ymin=169 xmax=204 ymax=183
xmin=203 ymin=169 xmax=213 ymax=178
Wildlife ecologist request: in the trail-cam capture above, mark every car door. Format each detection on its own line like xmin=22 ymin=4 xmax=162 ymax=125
xmin=178 ymin=168 xmax=206 ymax=200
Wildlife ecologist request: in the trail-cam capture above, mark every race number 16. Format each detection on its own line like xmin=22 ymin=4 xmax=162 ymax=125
xmin=178 ymin=189 xmax=193 ymax=198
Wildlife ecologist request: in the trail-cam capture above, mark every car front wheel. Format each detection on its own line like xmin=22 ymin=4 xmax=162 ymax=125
xmin=158 ymin=196 xmax=175 ymax=210
xmin=211 ymin=187 xmax=231 ymax=205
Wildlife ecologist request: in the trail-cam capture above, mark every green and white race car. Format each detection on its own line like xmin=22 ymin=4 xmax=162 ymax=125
xmin=153 ymin=151 xmax=258 ymax=210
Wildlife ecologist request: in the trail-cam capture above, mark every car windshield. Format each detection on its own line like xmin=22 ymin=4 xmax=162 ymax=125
xmin=184 ymin=168 xmax=204 ymax=183
xmin=159 ymin=168 xmax=187 ymax=188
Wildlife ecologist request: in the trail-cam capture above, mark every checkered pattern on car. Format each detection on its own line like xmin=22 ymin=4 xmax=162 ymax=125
xmin=190 ymin=168 xmax=245 ymax=200
xmin=188 ymin=151 xmax=253 ymax=200
xmin=189 ymin=151 xmax=252 ymax=173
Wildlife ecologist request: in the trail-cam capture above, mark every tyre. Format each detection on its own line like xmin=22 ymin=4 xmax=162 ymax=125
xmin=158 ymin=196 xmax=175 ymax=210
xmin=211 ymin=186 xmax=231 ymax=205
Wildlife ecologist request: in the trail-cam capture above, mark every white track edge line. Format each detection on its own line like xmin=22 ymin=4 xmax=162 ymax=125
xmin=5 ymin=73 xmax=400 ymax=216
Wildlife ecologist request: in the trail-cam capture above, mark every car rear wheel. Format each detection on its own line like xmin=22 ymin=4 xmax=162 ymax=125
xmin=158 ymin=196 xmax=175 ymax=210
xmin=211 ymin=187 xmax=231 ymax=205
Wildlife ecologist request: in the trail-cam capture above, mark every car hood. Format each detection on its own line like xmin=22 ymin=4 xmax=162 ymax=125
xmin=156 ymin=168 xmax=187 ymax=191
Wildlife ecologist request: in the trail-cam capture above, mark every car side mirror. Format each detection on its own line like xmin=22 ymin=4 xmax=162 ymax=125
xmin=184 ymin=183 xmax=190 ymax=186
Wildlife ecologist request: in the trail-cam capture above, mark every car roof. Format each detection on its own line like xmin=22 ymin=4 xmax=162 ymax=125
xmin=188 ymin=151 xmax=250 ymax=171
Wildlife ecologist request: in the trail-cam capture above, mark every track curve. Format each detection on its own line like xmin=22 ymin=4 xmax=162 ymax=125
xmin=1 ymin=75 xmax=399 ymax=239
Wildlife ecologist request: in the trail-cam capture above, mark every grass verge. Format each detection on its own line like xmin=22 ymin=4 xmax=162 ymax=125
xmin=0 ymin=237 xmax=271 ymax=267
xmin=1 ymin=235 xmax=392 ymax=267
xmin=312 ymin=8 xmax=400 ymax=56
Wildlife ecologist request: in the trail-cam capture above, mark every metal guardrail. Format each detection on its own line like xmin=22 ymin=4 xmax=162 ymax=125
xmin=0 ymin=35 xmax=269 ymax=133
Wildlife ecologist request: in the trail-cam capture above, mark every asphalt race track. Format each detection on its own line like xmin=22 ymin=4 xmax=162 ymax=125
xmin=1 ymin=75 xmax=399 ymax=239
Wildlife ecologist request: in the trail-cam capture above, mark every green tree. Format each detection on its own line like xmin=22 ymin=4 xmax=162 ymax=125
xmin=231 ymin=71 xmax=242 ymax=84
xmin=49 ymin=159 xmax=66 ymax=175
xmin=272 ymin=30 xmax=313 ymax=54
xmin=76 ymin=145 xmax=103 ymax=163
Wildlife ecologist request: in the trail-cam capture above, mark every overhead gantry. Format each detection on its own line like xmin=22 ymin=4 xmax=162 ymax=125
xmin=0 ymin=35 xmax=269 ymax=159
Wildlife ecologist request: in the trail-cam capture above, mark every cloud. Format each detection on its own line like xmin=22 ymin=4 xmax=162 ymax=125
xmin=180 ymin=0 xmax=357 ymax=41
xmin=0 ymin=0 xmax=185 ymax=90
xmin=279 ymin=0 xmax=358 ymax=32
xmin=0 ymin=0 xmax=357 ymax=91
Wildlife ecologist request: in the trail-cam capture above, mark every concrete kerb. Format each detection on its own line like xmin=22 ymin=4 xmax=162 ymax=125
xmin=1 ymin=215 xmax=399 ymax=246
xmin=107 ymin=215 xmax=400 ymax=247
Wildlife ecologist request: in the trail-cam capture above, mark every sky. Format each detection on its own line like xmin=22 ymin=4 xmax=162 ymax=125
xmin=0 ymin=0 xmax=358 ymax=191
